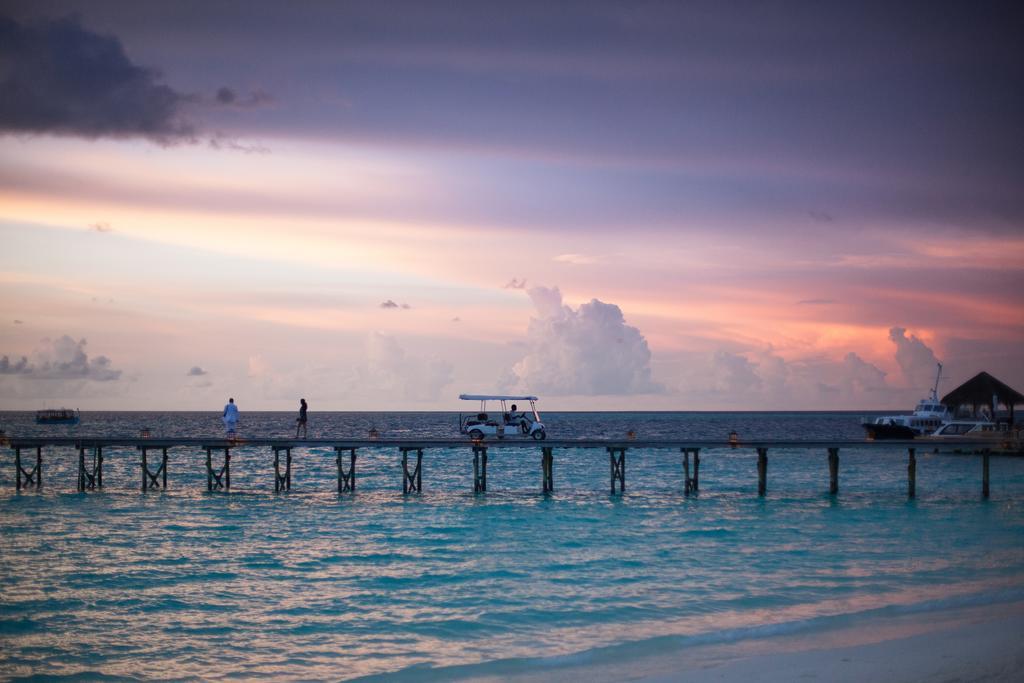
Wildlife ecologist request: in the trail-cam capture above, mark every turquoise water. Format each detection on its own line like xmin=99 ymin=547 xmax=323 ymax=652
xmin=1 ymin=412 xmax=1023 ymax=680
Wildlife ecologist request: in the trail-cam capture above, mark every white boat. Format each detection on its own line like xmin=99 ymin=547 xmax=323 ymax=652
xmin=458 ymin=394 xmax=547 ymax=440
xmin=925 ymin=420 xmax=1001 ymax=438
xmin=918 ymin=419 xmax=1021 ymax=452
xmin=862 ymin=364 xmax=952 ymax=439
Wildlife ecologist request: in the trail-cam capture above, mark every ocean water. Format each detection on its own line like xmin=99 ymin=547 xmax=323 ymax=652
xmin=1 ymin=411 xmax=1023 ymax=681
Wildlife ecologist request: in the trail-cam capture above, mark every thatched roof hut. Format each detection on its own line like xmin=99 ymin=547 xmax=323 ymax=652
xmin=941 ymin=371 xmax=1024 ymax=423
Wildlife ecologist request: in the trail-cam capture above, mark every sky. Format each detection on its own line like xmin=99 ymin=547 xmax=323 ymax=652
xmin=1 ymin=0 xmax=1022 ymax=411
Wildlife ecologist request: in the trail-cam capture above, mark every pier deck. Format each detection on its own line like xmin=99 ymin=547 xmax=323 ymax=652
xmin=3 ymin=436 xmax=1001 ymax=449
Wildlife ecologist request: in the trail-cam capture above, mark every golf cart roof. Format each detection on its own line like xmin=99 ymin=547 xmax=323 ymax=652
xmin=459 ymin=394 xmax=538 ymax=401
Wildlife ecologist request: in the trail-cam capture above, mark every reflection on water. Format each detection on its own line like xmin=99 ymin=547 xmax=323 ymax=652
xmin=1 ymin=412 xmax=1023 ymax=679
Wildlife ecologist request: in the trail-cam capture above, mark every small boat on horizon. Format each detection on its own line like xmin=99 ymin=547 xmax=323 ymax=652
xmin=862 ymin=364 xmax=951 ymax=439
xmin=36 ymin=408 xmax=81 ymax=425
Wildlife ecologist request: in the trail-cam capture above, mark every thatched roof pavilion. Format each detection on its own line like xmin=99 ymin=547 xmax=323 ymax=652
xmin=941 ymin=371 xmax=1024 ymax=423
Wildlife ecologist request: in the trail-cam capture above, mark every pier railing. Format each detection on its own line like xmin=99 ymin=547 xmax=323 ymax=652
xmin=3 ymin=437 xmax=1017 ymax=498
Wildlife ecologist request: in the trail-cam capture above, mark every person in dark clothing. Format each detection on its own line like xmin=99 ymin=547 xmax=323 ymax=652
xmin=295 ymin=398 xmax=308 ymax=438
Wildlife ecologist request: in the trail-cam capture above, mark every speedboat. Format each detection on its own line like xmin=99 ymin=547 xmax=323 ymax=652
xmin=36 ymin=408 xmax=80 ymax=425
xmin=862 ymin=364 xmax=951 ymax=439
xmin=458 ymin=394 xmax=547 ymax=440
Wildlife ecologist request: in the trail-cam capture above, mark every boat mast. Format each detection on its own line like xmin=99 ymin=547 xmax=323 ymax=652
xmin=930 ymin=363 xmax=943 ymax=401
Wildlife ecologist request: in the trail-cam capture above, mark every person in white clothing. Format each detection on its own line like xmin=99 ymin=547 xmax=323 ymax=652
xmin=222 ymin=397 xmax=239 ymax=437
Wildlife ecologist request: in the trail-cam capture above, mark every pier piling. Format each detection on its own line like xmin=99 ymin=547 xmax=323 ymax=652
xmin=682 ymin=448 xmax=700 ymax=495
xmin=828 ymin=447 xmax=839 ymax=495
xmin=78 ymin=446 xmax=102 ymax=491
xmin=683 ymin=449 xmax=690 ymax=494
xmin=908 ymin=448 xmax=916 ymax=499
xmin=402 ymin=447 xmax=423 ymax=494
xmin=608 ymin=447 xmax=626 ymax=494
xmin=983 ymin=452 xmax=990 ymax=499
xmin=541 ymin=447 xmax=554 ymax=493
xmin=273 ymin=447 xmax=292 ymax=492
xmin=336 ymin=447 xmax=356 ymax=493
xmin=473 ymin=446 xmax=488 ymax=493
xmin=14 ymin=446 xmax=42 ymax=491
xmin=757 ymin=448 xmax=768 ymax=496
xmin=693 ymin=449 xmax=700 ymax=491
xmin=206 ymin=447 xmax=231 ymax=491
xmin=140 ymin=447 xmax=168 ymax=491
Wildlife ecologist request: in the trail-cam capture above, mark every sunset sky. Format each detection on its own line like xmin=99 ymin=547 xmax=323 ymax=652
xmin=1 ymin=1 xmax=1022 ymax=410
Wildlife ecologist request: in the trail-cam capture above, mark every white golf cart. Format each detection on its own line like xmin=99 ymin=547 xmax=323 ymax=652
xmin=459 ymin=394 xmax=547 ymax=440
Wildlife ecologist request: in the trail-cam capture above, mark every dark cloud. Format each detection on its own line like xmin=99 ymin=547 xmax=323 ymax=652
xmin=797 ymin=298 xmax=836 ymax=305
xmin=0 ymin=13 xmax=196 ymax=142
xmin=808 ymin=211 xmax=834 ymax=223
xmin=0 ymin=13 xmax=270 ymax=145
xmin=504 ymin=278 xmax=527 ymax=289
xmin=206 ymin=133 xmax=270 ymax=154
xmin=0 ymin=336 xmax=121 ymax=381
xmin=89 ymin=221 xmax=112 ymax=232
xmin=215 ymin=86 xmax=273 ymax=108
xmin=187 ymin=365 xmax=207 ymax=376
xmin=13 ymin=320 xmax=23 ymax=324
xmin=0 ymin=356 xmax=31 ymax=374
xmin=379 ymin=300 xmax=411 ymax=309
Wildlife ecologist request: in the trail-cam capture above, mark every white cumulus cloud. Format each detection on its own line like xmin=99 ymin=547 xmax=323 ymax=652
xmin=505 ymin=286 xmax=660 ymax=395
xmin=889 ymin=327 xmax=941 ymax=390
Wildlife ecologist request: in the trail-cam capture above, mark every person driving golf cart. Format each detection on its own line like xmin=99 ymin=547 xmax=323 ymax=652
xmin=459 ymin=394 xmax=546 ymax=440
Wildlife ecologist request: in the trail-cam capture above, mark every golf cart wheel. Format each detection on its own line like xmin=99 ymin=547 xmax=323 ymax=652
xmin=469 ymin=429 xmax=484 ymax=441
xmin=532 ymin=429 xmax=546 ymax=440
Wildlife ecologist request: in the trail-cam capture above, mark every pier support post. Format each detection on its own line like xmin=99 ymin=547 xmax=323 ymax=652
xmin=336 ymin=447 xmax=356 ymax=493
xmin=401 ymin=447 xmax=423 ymax=494
xmin=682 ymin=448 xmax=700 ymax=494
xmin=757 ymin=448 xmax=768 ymax=497
xmin=827 ymin=448 xmax=839 ymax=495
xmin=907 ymin=448 xmax=916 ymax=499
xmin=206 ymin=447 xmax=231 ymax=491
xmin=78 ymin=446 xmax=103 ymax=492
xmin=693 ymin=449 xmax=700 ymax=491
xmin=541 ymin=447 xmax=554 ymax=493
xmin=608 ymin=447 xmax=626 ymax=495
xmin=683 ymin=449 xmax=690 ymax=494
xmin=273 ymin=447 xmax=292 ymax=492
xmin=141 ymin=447 xmax=168 ymax=491
xmin=14 ymin=447 xmax=42 ymax=491
xmin=472 ymin=445 xmax=488 ymax=493
xmin=982 ymin=452 xmax=990 ymax=499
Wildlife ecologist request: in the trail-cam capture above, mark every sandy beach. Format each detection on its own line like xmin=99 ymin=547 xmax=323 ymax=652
xmin=459 ymin=600 xmax=1024 ymax=683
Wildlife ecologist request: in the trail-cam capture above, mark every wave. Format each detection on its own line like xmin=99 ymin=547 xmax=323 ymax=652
xmin=346 ymin=586 xmax=1024 ymax=682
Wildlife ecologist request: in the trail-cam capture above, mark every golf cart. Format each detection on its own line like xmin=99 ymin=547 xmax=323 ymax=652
xmin=459 ymin=394 xmax=547 ymax=440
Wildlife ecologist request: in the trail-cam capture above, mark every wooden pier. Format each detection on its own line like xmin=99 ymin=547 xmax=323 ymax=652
xmin=2 ymin=437 xmax=1016 ymax=498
